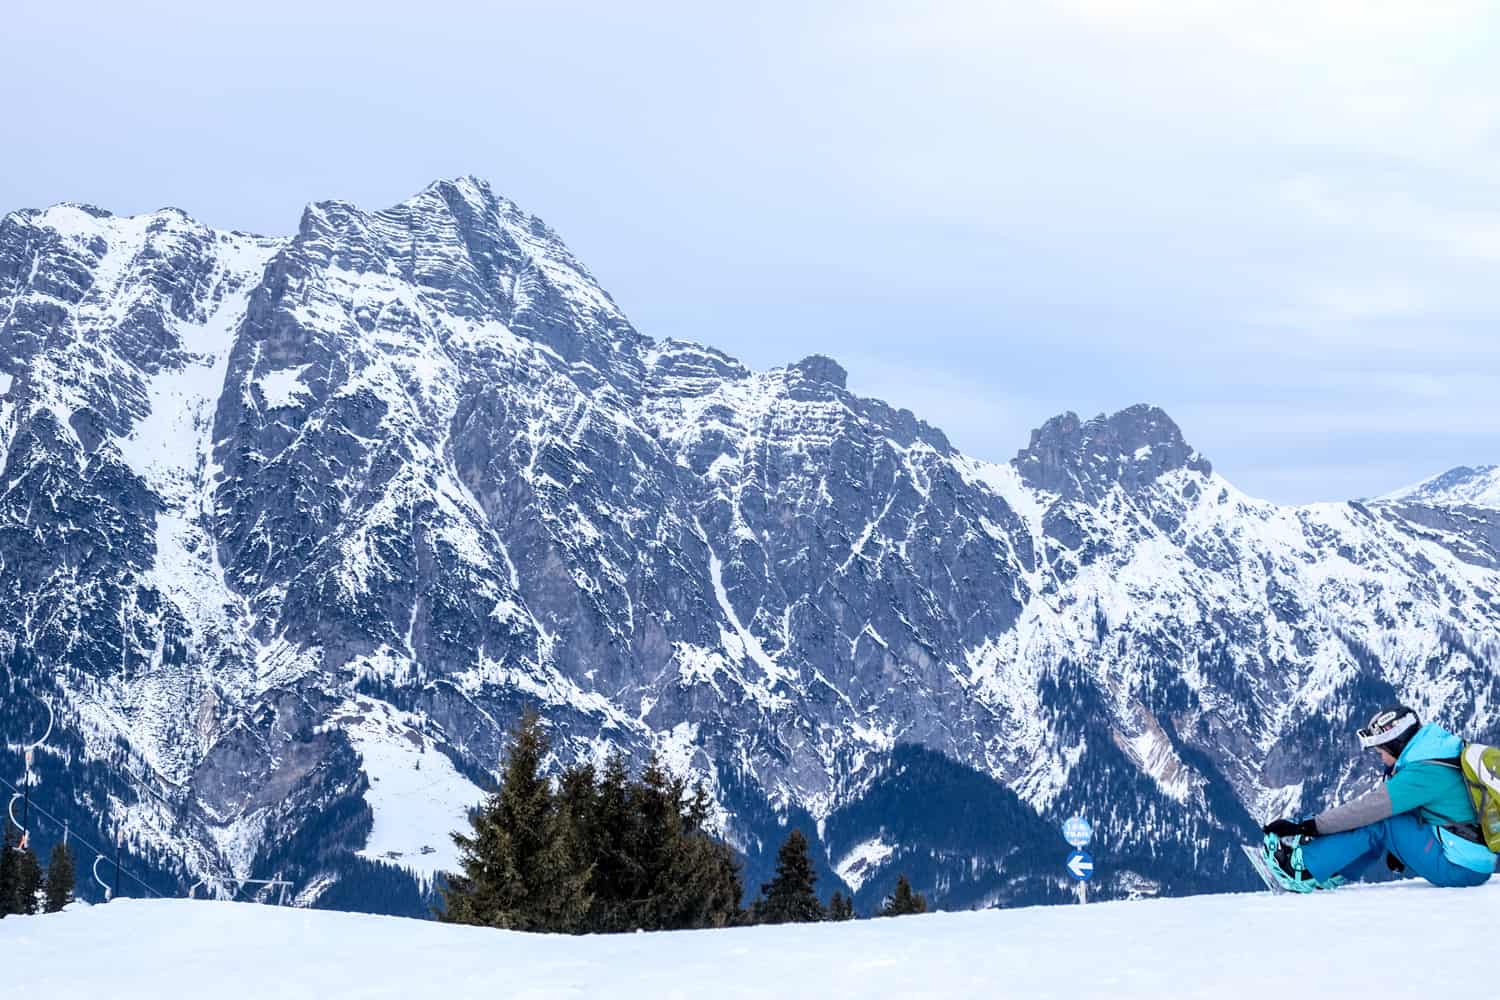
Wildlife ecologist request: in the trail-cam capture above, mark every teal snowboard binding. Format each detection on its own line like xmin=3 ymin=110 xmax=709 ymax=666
xmin=1243 ymin=832 xmax=1345 ymax=893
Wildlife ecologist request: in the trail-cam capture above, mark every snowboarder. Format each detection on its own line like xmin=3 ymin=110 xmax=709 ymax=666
xmin=1257 ymin=704 xmax=1497 ymax=893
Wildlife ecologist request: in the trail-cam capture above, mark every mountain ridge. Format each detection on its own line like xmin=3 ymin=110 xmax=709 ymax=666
xmin=2 ymin=178 xmax=1496 ymax=913
xmin=1378 ymin=464 xmax=1500 ymax=510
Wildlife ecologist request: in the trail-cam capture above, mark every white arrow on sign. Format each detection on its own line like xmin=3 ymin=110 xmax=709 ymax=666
xmin=1067 ymin=854 xmax=1094 ymax=879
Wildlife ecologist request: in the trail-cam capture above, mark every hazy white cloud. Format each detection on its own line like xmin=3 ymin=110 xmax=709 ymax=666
xmin=1252 ymin=283 xmax=1433 ymax=332
xmin=1279 ymin=177 xmax=1500 ymax=263
xmin=3 ymin=0 xmax=1496 ymax=504
xmin=842 ymin=354 xmax=1039 ymax=458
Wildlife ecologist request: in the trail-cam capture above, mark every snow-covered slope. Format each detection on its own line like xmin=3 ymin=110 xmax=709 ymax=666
xmin=1379 ymin=465 xmax=1500 ymax=509
xmin=2 ymin=178 xmax=1498 ymax=914
xmin=6 ymin=885 xmax=1497 ymax=999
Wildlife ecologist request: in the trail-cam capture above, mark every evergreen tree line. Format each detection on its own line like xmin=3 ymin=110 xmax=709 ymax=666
xmin=749 ymin=829 xmax=928 ymax=923
xmin=0 ymin=824 xmax=76 ymax=916
xmin=440 ymin=712 xmax=929 ymax=932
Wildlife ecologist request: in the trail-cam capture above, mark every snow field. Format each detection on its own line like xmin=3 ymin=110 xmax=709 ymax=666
xmin=5 ymin=880 xmax=1498 ymax=999
xmin=335 ymin=699 xmax=487 ymax=879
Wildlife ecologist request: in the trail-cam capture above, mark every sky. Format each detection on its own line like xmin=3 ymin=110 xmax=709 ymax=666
xmin=5 ymin=1 xmax=1497 ymax=503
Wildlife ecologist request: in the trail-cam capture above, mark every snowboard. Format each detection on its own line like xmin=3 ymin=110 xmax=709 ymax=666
xmin=1241 ymin=842 xmax=1290 ymax=894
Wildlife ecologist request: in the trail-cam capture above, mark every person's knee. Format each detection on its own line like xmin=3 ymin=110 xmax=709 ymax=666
xmin=1367 ymin=818 xmax=1400 ymax=847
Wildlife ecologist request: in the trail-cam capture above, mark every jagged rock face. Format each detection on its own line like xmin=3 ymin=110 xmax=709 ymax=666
xmin=2 ymin=180 xmax=1498 ymax=913
xmin=1016 ymin=404 xmax=1212 ymax=500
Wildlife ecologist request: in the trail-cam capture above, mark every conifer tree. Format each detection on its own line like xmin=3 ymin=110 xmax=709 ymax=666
xmin=828 ymin=890 xmax=854 ymax=920
xmin=879 ymin=873 xmax=928 ymax=916
xmin=440 ymin=709 xmax=591 ymax=932
xmin=754 ymin=828 xmax=823 ymax=924
xmin=0 ymin=827 xmax=19 ymax=917
xmin=657 ymin=778 xmax=742 ymax=931
xmin=629 ymin=755 xmax=686 ymax=929
xmin=684 ymin=782 xmax=713 ymax=835
xmin=557 ymin=762 xmax=598 ymax=843
xmin=16 ymin=846 xmax=43 ymax=915
xmin=584 ymin=751 xmax=640 ymax=932
xmin=45 ymin=841 xmax=76 ymax=913
xmin=443 ymin=721 xmax=745 ymax=934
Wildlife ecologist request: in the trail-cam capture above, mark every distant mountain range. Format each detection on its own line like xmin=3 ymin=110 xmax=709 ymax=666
xmin=1379 ymin=465 xmax=1500 ymax=509
xmin=2 ymin=179 xmax=1496 ymax=915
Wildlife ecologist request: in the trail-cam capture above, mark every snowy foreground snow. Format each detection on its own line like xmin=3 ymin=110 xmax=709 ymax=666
xmin=4 ymin=882 xmax=1497 ymax=998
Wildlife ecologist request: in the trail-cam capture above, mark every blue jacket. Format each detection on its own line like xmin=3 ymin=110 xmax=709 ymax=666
xmin=1392 ymin=725 xmax=1496 ymax=874
xmin=1313 ymin=723 xmax=1496 ymax=874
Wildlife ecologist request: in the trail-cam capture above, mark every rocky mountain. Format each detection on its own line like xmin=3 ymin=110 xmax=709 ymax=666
xmin=1379 ymin=465 xmax=1500 ymax=510
xmin=2 ymin=178 xmax=1497 ymax=915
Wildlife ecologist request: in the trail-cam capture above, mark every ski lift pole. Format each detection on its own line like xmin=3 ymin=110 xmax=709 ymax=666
xmin=21 ymin=749 xmax=32 ymax=846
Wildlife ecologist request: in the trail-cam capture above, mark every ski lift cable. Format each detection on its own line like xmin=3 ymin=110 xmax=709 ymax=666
xmin=0 ymin=771 xmax=167 ymax=899
xmin=5 ymin=695 xmax=294 ymax=905
xmin=7 ymin=693 xmax=287 ymax=903
xmin=7 ymin=696 xmax=54 ymax=850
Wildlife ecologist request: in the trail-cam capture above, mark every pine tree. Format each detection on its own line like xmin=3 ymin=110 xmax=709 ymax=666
xmin=629 ymin=754 xmax=695 ymax=930
xmin=16 ymin=846 xmax=43 ymax=915
xmin=684 ymin=782 xmax=713 ymax=835
xmin=655 ymin=777 xmax=742 ymax=931
xmin=0 ymin=827 xmax=19 ymax=917
xmin=828 ymin=890 xmax=854 ymax=920
xmin=754 ymin=829 xmax=823 ymax=924
xmin=879 ymin=873 xmax=928 ymax=917
xmin=45 ymin=841 xmax=76 ymax=913
xmin=440 ymin=709 xmax=592 ymax=932
xmin=584 ymin=751 xmax=641 ymax=933
xmin=557 ymin=762 xmax=598 ymax=843
xmin=443 ymin=722 xmax=745 ymax=934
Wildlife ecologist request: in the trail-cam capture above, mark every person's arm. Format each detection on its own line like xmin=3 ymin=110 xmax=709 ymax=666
xmin=1312 ymin=784 xmax=1392 ymax=834
xmin=1383 ymin=762 xmax=1454 ymax=816
xmin=1312 ymin=763 xmax=1450 ymax=834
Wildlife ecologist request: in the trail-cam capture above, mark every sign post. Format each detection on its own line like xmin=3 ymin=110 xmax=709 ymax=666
xmin=1062 ymin=816 xmax=1094 ymax=903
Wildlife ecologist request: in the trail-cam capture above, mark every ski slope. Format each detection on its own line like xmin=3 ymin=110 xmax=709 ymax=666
xmin=4 ymin=881 xmax=1497 ymax=998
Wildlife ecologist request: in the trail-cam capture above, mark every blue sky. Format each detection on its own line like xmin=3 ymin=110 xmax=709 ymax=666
xmin=6 ymin=1 xmax=1497 ymax=502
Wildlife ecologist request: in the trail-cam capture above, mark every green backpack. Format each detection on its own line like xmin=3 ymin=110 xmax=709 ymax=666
xmin=1460 ymin=743 xmax=1500 ymax=853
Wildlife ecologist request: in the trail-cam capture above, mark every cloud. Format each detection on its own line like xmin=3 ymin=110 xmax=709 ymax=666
xmin=832 ymin=2 xmax=1500 ymax=188
xmin=1252 ymin=282 xmax=1431 ymax=330
xmin=6 ymin=0 xmax=1495 ymax=505
xmin=1279 ymin=177 xmax=1500 ymax=263
xmin=840 ymin=354 xmax=1040 ymax=460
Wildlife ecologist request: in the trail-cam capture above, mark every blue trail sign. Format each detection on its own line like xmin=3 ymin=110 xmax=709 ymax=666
xmin=1066 ymin=850 xmax=1094 ymax=881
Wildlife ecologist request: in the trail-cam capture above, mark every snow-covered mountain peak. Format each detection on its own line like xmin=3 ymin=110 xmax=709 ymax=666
xmin=1378 ymin=464 xmax=1500 ymax=509
xmin=421 ymin=173 xmax=501 ymax=205
xmin=7 ymin=200 xmax=114 ymax=232
xmin=0 ymin=199 xmax=281 ymax=458
xmin=282 ymin=179 xmax=639 ymax=374
xmin=11 ymin=200 xmax=236 ymax=248
xmin=788 ymin=354 xmax=848 ymax=389
xmin=5 ymin=179 xmax=1499 ymax=916
xmin=1013 ymin=402 xmax=1211 ymax=499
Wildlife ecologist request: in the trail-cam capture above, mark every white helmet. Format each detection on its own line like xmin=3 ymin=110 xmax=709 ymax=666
xmin=1357 ymin=704 xmax=1419 ymax=752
